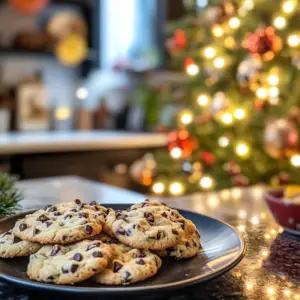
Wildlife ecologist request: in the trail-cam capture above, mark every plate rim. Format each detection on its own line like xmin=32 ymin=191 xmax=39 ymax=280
xmin=0 ymin=205 xmax=246 ymax=294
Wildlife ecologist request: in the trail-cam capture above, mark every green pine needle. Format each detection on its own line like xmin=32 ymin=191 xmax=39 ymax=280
xmin=0 ymin=173 xmax=22 ymax=217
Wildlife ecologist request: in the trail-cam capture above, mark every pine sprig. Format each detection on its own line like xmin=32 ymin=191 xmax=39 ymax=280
xmin=0 ymin=173 xmax=22 ymax=217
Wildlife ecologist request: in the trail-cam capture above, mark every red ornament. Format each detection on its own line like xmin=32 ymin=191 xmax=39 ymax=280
xmin=278 ymin=171 xmax=290 ymax=185
xmin=224 ymin=161 xmax=241 ymax=176
xmin=243 ymin=27 xmax=282 ymax=61
xmin=9 ymin=0 xmax=49 ymax=15
xmin=184 ymin=57 xmax=195 ymax=68
xmin=231 ymin=175 xmax=249 ymax=187
xmin=174 ymin=29 xmax=187 ymax=49
xmin=167 ymin=130 xmax=198 ymax=159
xmin=200 ymin=152 xmax=216 ymax=166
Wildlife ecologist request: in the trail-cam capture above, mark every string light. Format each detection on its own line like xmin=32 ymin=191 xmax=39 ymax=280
xmin=246 ymin=282 xmax=254 ymax=290
xmin=251 ymin=216 xmax=259 ymax=225
xmin=273 ymin=16 xmax=287 ymax=29
xmin=268 ymin=74 xmax=279 ymax=85
xmin=282 ymin=0 xmax=296 ymax=13
xmin=220 ymin=112 xmax=233 ymax=125
xmin=269 ymin=87 xmax=280 ymax=97
xmin=256 ymin=87 xmax=268 ymax=99
xmin=235 ymin=142 xmax=250 ymax=158
xmin=290 ymin=154 xmax=300 ymax=167
xmin=180 ymin=110 xmax=194 ymax=125
xmin=186 ymin=63 xmax=199 ymax=76
xmin=238 ymin=225 xmax=245 ymax=232
xmin=261 ymin=250 xmax=269 ymax=257
xmin=199 ymin=175 xmax=215 ymax=190
xmin=197 ymin=94 xmax=210 ymax=106
xmin=269 ymin=96 xmax=280 ymax=105
xmin=212 ymin=25 xmax=224 ymax=37
xmin=234 ymin=108 xmax=246 ymax=120
xmin=152 ymin=182 xmax=165 ymax=194
xmin=169 ymin=182 xmax=184 ymax=196
xmin=265 ymin=233 xmax=271 ymax=240
xmin=243 ymin=0 xmax=254 ymax=10
xmin=288 ymin=34 xmax=300 ymax=47
xmin=204 ymin=47 xmax=216 ymax=58
xmin=170 ymin=147 xmax=182 ymax=159
xmin=284 ymin=290 xmax=291 ymax=296
xmin=213 ymin=57 xmax=225 ymax=69
xmin=228 ymin=17 xmax=240 ymax=29
xmin=266 ymin=287 xmax=276 ymax=296
xmin=218 ymin=136 xmax=230 ymax=147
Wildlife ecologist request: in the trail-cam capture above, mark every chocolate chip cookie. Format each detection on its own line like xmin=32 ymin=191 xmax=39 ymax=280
xmin=13 ymin=199 xmax=106 ymax=244
xmin=94 ymin=234 xmax=162 ymax=285
xmin=0 ymin=230 xmax=41 ymax=258
xmin=112 ymin=201 xmax=185 ymax=250
xmin=27 ymin=239 xmax=114 ymax=285
xmin=157 ymin=220 xmax=201 ymax=259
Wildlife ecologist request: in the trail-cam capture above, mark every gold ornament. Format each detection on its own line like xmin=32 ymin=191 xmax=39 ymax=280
xmin=264 ymin=119 xmax=299 ymax=158
xmin=56 ymin=34 xmax=87 ymax=66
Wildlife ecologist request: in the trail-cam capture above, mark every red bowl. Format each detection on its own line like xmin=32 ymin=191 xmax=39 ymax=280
xmin=264 ymin=189 xmax=300 ymax=235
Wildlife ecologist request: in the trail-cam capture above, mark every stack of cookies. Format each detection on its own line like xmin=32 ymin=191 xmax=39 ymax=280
xmin=0 ymin=199 xmax=201 ymax=286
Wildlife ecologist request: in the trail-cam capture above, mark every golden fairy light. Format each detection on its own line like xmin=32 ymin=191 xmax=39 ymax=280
xmin=197 ymin=94 xmax=210 ymax=106
xmin=268 ymin=74 xmax=279 ymax=85
xmin=266 ymin=287 xmax=276 ymax=296
xmin=186 ymin=63 xmax=199 ymax=76
xmin=288 ymin=34 xmax=300 ymax=47
xmin=238 ymin=225 xmax=245 ymax=232
xmin=212 ymin=25 xmax=224 ymax=37
xmin=256 ymin=87 xmax=268 ymax=99
xmin=264 ymin=233 xmax=271 ymax=240
xmin=169 ymin=182 xmax=184 ymax=196
xmin=251 ymin=216 xmax=259 ymax=225
xmin=170 ymin=147 xmax=182 ymax=159
xmin=213 ymin=57 xmax=225 ymax=69
xmin=179 ymin=110 xmax=194 ymax=125
xmin=284 ymin=290 xmax=291 ymax=296
xmin=152 ymin=182 xmax=165 ymax=194
xmin=243 ymin=0 xmax=254 ymax=10
xmin=269 ymin=86 xmax=279 ymax=97
xmin=228 ymin=17 xmax=240 ymax=29
xmin=55 ymin=107 xmax=71 ymax=120
xmin=273 ymin=16 xmax=287 ymax=29
xmin=199 ymin=175 xmax=215 ymax=190
xmin=204 ymin=47 xmax=216 ymax=58
xmin=234 ymin=108 xmax=246 ymax=120
xmin=282 ymin=0 xmax=296 ymax=13
xmin=218 ymin=136 xmax=230 ymax=147
xmin=290 ymin=154 xmax=300 ymax=167
xmin=220 ymin=112 xmax=233 ymax=125
xmin=235 ymin=142 xmax=250 ymax=158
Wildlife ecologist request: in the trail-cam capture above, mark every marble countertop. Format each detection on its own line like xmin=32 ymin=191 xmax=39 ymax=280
xmin=1 ymin=176 xmax=300 ymax=300
xmin=0 ymin=131 xmax=167 ymax=155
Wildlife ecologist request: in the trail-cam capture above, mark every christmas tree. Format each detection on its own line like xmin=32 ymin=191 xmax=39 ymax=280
xmin=151 ymin=0 xmax=300 ymax=196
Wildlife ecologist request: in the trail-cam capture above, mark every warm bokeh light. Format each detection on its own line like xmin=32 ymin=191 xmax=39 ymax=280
xmin=290 ymin=154 xmax=300 ymax=167
xmin=180 ymin=110 xmax=194 ymax=125
xmin=269 ymin=86 xmax=279 ymax=97
xmin=76 ymin=87 xmax=88 ymax=100
xmin=170 ymin=147 xmax=182 ymax=159
xmin=186 ymin=63 xmax=199 ymax=76
xmin=282 ymin=0 xmax=296 ymax=13
xmin=256 ymin=87 xmax=268 ymax=99
xmin=152 ymin=182 xmax=165 ymax=194
xmin=238 ymin=225 xmax=246 ymax=232
xmin=199 ymin=175 xmax=215 ymax=190
xmin=268 ymin=74 xmax=279 ymax=85
xmin=234 ymin=108 xmax=246 ymax=120
xmin=204 ymin=47 xmax=216 ymax=58
xmin=213 ymin=57 xmax=225 ymax=69
xmin=251 ymin=216 xmax=259 ymax=225
xmin=273 ymin=16 xmax=287 ymax=29
xmin=243 ymin=0 xmax=254 ymax=10
xmin=288 ymin=34 xmax=300 ymax=47
xmin=221 ymin=112 xmax=233 ymax=125
xmin=228 ymin=17 xmax=240 ymax=29
xmin=197 ymin=94 xmax=210 ymax=107
xmin=218 ymin=136 xmax=230 ymax=147
xmin=169 ymin=182 xmax=184 ymax=196
xmin=235 ymin=142 xmax=250 ymax=158
xmin=212 ymin=25 xmax=224 ymax=37
xmin=55 ymin=107 xmax=71 ymax=120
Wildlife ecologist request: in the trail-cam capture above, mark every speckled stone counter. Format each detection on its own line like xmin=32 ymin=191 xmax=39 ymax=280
xmin=1 ymin=177 xmax=300 ymax=300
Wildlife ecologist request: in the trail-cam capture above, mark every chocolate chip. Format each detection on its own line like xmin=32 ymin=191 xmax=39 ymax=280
xmin=126 ymin=207 xmax=131 ymax=212
xmin=0 ymin=241 xmax=5 ymax=244
xmin=145 ymin=199 xmax=149 ymax=202
xmin=136 ymin=250 xmax=146 ymax=258
xmin=87 ymin=244 xmax=96 ymax=251
xmin=78 ymin=203 xmax=86 ymax=209
xmin=126 ymin=229 xmax=132 ymax=236
xmin=64 ymin=214 xmax=72 ymax=220
xmin=196 ymin=231 xmax=200 ymax=238
xmin=185 ymin=241 xmax=190 ymax=248
xmin=62 ymin=266 xmax=68 ymax=274
xmin=47 ymin=276 xmax=54 ymax=281
xmin=75 ymin=199 xmax=81 ymax=205
xmin=161 ymin=212 xmax=168 ymax=218
xmin=48 ymin=206 xmax=57 ymax=212
xmin=178 ymin=219 xmax=185 ymax=229
xmin=157 ymin=230 xmax=165 ymax=240
xmin=37 ymin=214 xmax=50 ymax=222
xmin=19 ymin=223 xmax=27 ymax=231
xmin=85 ymin=225 xmax=93 ymax=234
xmin=33 ymin=228 xmax=41 ymax=235
xmin=106 ymin=208 xmax=110 ymax=214
xmin=54 ymin=212 xmax=62 ymax=216
xmin=192 ymin=240 xmax=197 ymax=247
xmin=51 ymin=245 xmax=60 ymax=256
xmin=92 ymin=251 xmax=103 ymax=258
xmin=117 ymin=214 xmax=126 ymax=220
xmin=44 ymin=205 xmax=52 ymax=210
xmin=161 ymin=203 xmax=168 ymax=206
xmin=70 ymin=208 xmax=77 ymax=213
xmin=133 ymin=224 xmax=137 ymax=229
xmin=107 ymin=237 xmax=120 ymax=244
xmin=12 ymin=236 xmax=22 ymax=243
xmin=144 ymin=212 xmax=154 ymax=224
xmin=79 ymin=212 xmax=88 ymax=218
xmin=2 ymin=231 xmax=12 ymax=237
xmin=123 ymin=271 xmax=132 ymax=283
xmin=89 ymin=201 xmax=97 ymax=206
xmin=141 ymin=202 xmax=148 ymax=208
xmin=113 ymin=261 xmax=123 ymax=272
xmin=172 ymin=229 xmax=179 ymax=235
xmin=73 ymin=253 xmax=83 ymax=262
xmin=136 ymin=258 xmax=145 ymax=265
xmin=62 ymin=235 xmax=67 ymax=241
xmin=116 ymin=227 xmax=126 ymax=235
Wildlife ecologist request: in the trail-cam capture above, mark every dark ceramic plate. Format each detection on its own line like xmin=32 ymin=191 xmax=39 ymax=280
xmin=0 ymin=204 xmax=245 ymax=295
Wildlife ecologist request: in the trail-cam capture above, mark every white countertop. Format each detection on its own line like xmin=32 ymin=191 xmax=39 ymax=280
xmin=0 ymin=131 xmax=167 ymax=155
